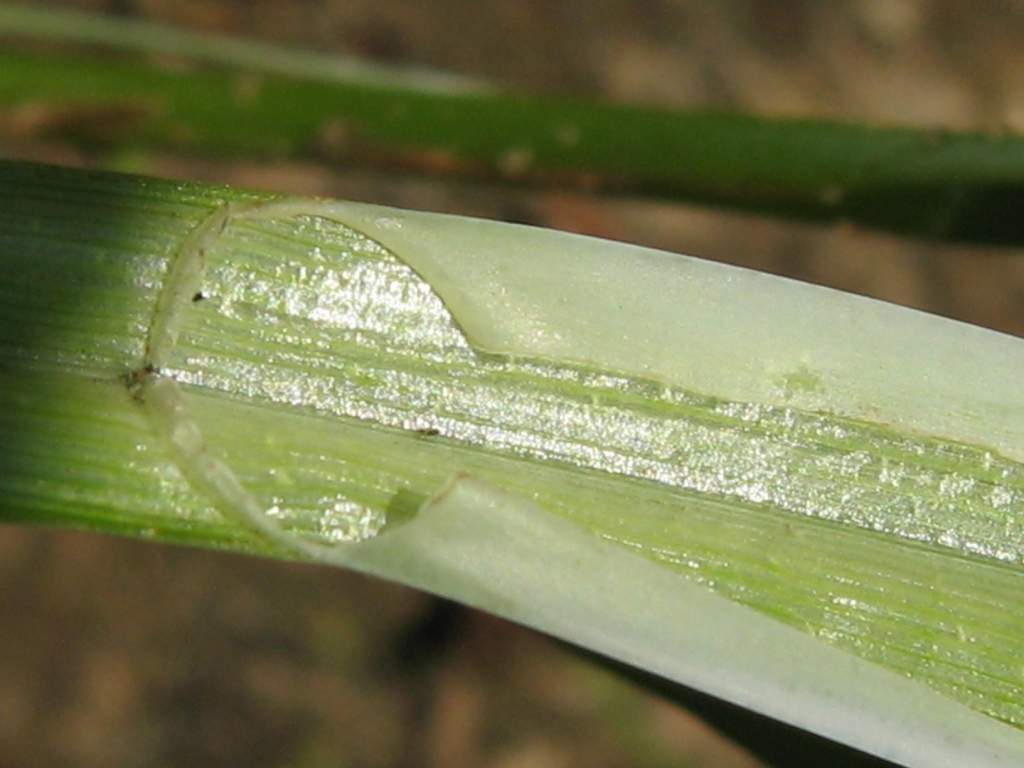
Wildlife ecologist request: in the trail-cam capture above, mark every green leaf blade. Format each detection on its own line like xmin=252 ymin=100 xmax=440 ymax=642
xmin=3 ymin=161 xmax=1024 ymax=766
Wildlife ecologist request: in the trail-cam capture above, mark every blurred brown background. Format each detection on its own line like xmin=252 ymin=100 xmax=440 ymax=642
xmin=3 ymin=1 xmax=1024 ymax=766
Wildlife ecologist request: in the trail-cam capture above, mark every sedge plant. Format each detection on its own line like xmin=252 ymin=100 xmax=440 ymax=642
xmin=2 ymin=7 xmax=1024 ymax=768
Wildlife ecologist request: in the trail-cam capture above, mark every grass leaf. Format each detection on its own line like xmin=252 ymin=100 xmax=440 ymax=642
xmin=3 ymin=160 xmax=1024 ymax=766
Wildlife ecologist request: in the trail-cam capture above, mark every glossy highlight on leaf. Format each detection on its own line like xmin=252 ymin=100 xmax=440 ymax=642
xmin=3 ymin=161 xmax=1024 ymax=768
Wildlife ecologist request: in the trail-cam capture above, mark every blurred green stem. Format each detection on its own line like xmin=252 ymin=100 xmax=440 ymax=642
xmin=3 ymin=4 xmax=1024 ymax=245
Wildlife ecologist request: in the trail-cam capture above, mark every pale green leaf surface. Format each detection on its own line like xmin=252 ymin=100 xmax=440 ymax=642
xmin=3 ymin=163 xmax=1024 ymax=767
xmin=327 ymin=200 xmax=1024 ymax=463
xmin=334 ymin=475 xmax=1024 ymax=768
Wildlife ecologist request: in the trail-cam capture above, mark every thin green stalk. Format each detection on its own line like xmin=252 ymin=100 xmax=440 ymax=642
xmin=3 ymin=161 xmax=1024 ymax=768
xmin=3 ymin=5 xmax=1024 ymax=245
xmin=0 ymin=3 xmax=489 ymax=93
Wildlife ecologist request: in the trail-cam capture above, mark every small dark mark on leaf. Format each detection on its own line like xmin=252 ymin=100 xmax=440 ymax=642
xmin=123 ymin=363 xmax=159 ymax=400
